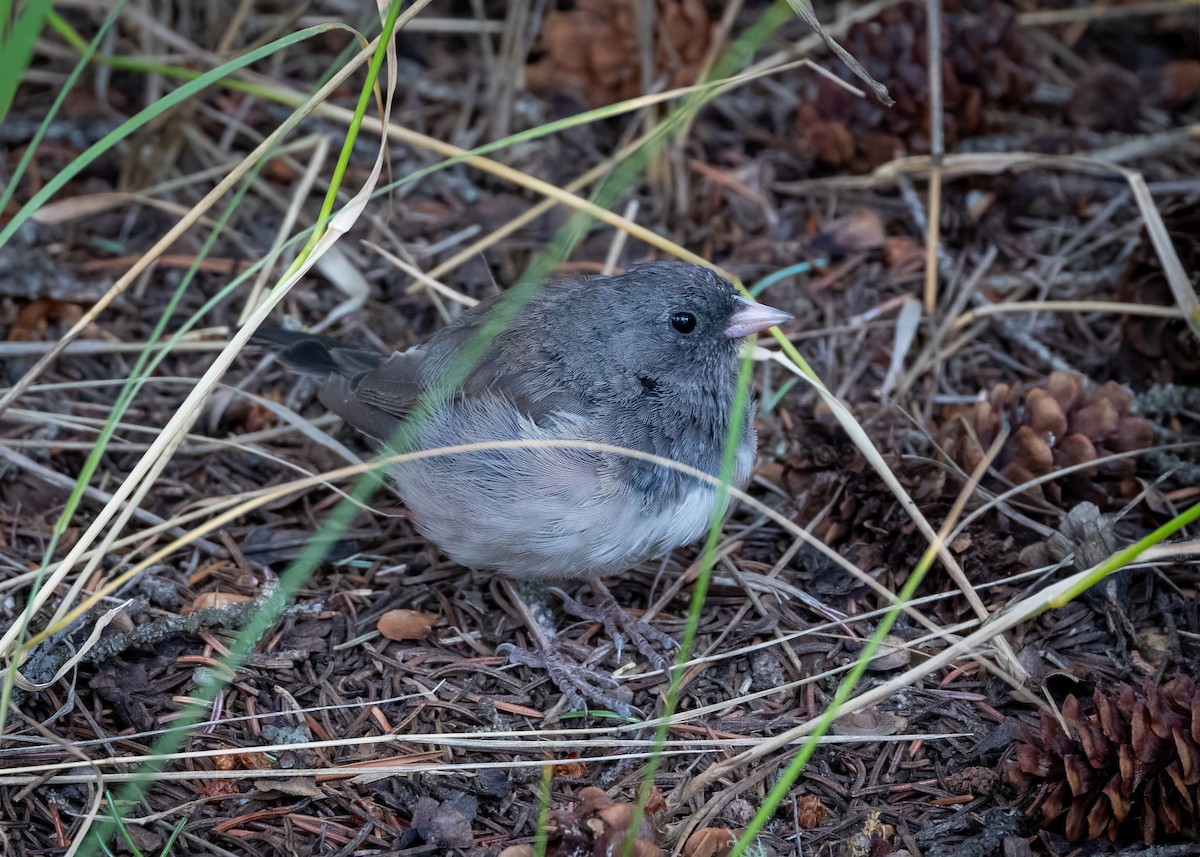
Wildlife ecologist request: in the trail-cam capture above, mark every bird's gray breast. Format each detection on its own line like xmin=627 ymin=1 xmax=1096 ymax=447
xmin=381 ymin=395 xmax=751 ymax=580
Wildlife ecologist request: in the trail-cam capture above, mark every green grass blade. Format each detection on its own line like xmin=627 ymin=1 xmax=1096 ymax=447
xmin=622 ymin=348 xmax=756 ymax=857
xmin=0 ymin=0 xmax=52 ymax=122
xmin=0 ymin=0 xmax=130 ymax=214
xmin=289 ymin=0 xmax=405 ymax=269
xmin=0 ymin=22 xmax=340 ymax=249
xmin=157 ymin=818 xmax=187 ymax=857
xmin=534 ymin=764 xmax=553 ymax=857
xmin=1048 ymin=497 xmax=1200 ymax=608
xmin=105 ymin=791 xmax=146 ymax=857
xmin=73 ymin=6 xmax=405 ymax=852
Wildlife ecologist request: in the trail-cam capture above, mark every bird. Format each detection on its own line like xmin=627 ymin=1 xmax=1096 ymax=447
xmin=257 ymin=261 xmax=792 ymax=714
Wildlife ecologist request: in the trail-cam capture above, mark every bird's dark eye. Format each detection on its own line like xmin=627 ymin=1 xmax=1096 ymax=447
xmin=670 ymin=312 xmax=697 ymax=333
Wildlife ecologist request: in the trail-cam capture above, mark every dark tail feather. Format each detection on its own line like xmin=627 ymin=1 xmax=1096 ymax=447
xmin=254 ymin=326 xmax=383 ymax=377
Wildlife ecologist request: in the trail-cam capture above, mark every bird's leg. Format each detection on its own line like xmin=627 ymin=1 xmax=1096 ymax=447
xmin=496 ymin=578 xmax=637 ymax=718
xmin=554 ymin=579 xmax=678 ymax=671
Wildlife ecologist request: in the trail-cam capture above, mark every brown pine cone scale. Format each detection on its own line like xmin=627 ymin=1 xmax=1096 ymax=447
xmin=1006 ymin=676 xmax=1200 ymax=845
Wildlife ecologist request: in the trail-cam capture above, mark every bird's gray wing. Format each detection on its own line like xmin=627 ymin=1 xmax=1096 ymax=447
xmin=322 ymin=351 xmax=426 ymax=443
xmin=254 ymin=325 xmax=425 ymax=442
xmin=404 ymin=288 xmax=593 ymax=426
xmin=259 ymin=280 xmax=593 ymax=443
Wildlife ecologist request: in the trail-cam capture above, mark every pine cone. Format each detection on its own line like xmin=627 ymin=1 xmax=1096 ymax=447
xmin=1118 ymin=208 xmax=1200 ymax=386
xmin=938 ymin=371 xmax=1154 ymax=508
xmin=1068 ymin=64 xmax=1143 ymax=133
xmin=797 ymin=0 xmax=1036 ymax=169
xmin=527 ymin=0 xmax=713 ymax=107
xmin=1005 ymin=676 xmax=1200 ymax=845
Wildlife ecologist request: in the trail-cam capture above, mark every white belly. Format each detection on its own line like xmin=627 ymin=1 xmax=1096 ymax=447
xmin=384 ymin=400 xmax=753 ymax=580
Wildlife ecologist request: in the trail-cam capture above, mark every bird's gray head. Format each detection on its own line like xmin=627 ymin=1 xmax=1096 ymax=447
xmin=544 ymin=262 xmax=791 ymax=399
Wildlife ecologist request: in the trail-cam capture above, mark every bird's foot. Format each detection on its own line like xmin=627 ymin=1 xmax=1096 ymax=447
xmin=554 ymin=580 xmax=678 ymax=672
xmin=497 ymin=639 xmax=638 ymax=718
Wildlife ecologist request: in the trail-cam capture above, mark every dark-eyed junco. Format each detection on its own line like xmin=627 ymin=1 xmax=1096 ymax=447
xmin=258 ymin=261 xmax=791 ymax=712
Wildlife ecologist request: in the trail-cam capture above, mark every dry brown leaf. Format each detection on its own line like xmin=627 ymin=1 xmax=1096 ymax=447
xmin=213 ymin=745 xmax=271 ymax=771
xmin=251 ymin=776 xmax=323 ymax=797
xmin=1158 ymin=59 xmax=1200 ymax=108
xmin=883 ymin=236 xmax=924 ymax=273
xmin=863 ymin=635 xmax=912 ymax=672
xmin=811 ymin=208 xmax=886 ymax=257
xmin=797 ymin=103 xmax=855 ymax=165
xmin=683 ymin=827 xmax=737 ymax=857
xmin=556 ymin=754 xmax=587 ymax=778
xmin=795 ymin=794 xmax=829 ymax=829
xmin=829 ymin=706 xmax=907 ymax=736
xmin=498 ymin=847 xmax=535 ymax=857
xmin=8 ymin=300 xmax=84 ymax=341
xmin=184 ymin=592 xmax=254 ymax=613
xmin=644 ymin=787 xmax=666 ymax=815
xmin=195 ymin=779 xmax=240 ymax=798
xmin=377 ymin=609 xmax=439 ymax=641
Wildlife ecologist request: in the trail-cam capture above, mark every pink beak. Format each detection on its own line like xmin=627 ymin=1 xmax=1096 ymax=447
xmin=724 ymin=296 xmax=793 ymax=338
